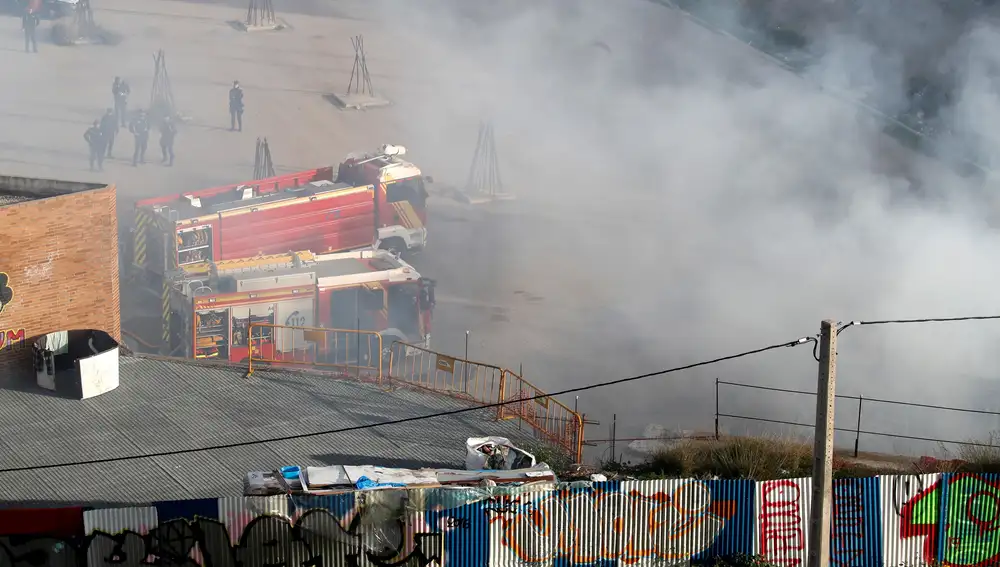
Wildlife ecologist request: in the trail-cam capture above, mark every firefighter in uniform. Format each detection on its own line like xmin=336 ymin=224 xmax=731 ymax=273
xmin=21 ymin=7 xmax=38 ymax=53
xmin=159 ymin=115 xmax=176 ymax=166
xmin=129 ymin=109 xmax=150 ymax=166
xmin=99 ymin=108 xmax=117 ymax=158
xmin=84 ymin=120 xmax=105 ymax=171
xmin=229 ymin=80 xmax=244 ymax=131
xmin=112 ymin=77 xmax=131 ymax=129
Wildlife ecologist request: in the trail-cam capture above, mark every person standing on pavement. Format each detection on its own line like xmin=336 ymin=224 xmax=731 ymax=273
xmin=229 ymin=80 xmax=244 ymax=132
xmin=112 ymin=77 xmax=131 ymax=129
xmin=99 ymin=108 xmax=117 ymax=159
xmin=159 ymin=115 xmax=176 ymax=166
xmin=129 ymin=109 xmax=150 ymax=167
xmin=22 ymin=7 xmax=38 ymax=53
xmin=84 ymin=120 xmax=105 ymax=171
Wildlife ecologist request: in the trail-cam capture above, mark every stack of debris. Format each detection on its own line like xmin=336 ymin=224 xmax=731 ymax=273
xmin=253 ymin=137 xmax=275 ymax=180
xmin=235 ymin=0 xmax=284 ymax=31
xmin=51 ymin=0 xmax=121 ymax=46
xmin=459 ymin=121 xmax=514 ymax=204
xmin=246 ymin=436 xmax=554 ymax=496
xmin=245 ymin=463 xmax=556 ymax=496
xmin=149 ymin=49 xmax=188 ymax=125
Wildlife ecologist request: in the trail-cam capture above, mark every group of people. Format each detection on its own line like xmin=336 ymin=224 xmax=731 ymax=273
xmin=84 ymin=77 xmax=174 ymax=171
xmin=83 ymin=78 xmax=246 ymax=171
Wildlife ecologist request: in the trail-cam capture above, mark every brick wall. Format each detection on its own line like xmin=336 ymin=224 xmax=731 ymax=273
xmin=0 ymin=185 xmax=120 ymax=382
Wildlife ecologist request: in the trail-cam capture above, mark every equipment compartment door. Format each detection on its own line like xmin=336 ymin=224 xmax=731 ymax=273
xmin=195 ymin=308 xmax=229 ymax=359
xmin=232 ymin=303 xmax=276 ymax=361
xmin=177 ymin=225 xmax=214 ymax=265
xmin=275 ymin=298 xmax=315 ymax=353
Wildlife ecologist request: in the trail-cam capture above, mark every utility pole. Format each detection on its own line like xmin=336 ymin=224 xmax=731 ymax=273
xmin=808 ymin=319 xmax=837 ymax=567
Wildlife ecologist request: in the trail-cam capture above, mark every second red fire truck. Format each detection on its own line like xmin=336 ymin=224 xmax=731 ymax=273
xmin=132 ymin=145 xmax=430 ymax=283
xmin=165 ymin=248 xmax=435 ymax=366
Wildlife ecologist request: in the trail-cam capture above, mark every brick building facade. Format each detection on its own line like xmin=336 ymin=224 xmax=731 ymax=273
xmin=0 ymin=177 xmax=120 ymax=382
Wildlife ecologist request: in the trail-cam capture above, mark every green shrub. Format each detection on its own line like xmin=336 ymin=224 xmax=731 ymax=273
xmin=954 ymin=432 xmax=1000 ymax=474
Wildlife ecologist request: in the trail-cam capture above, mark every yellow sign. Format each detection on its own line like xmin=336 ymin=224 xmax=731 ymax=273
xmin=435 ymin=355 xmax=455 ymax=373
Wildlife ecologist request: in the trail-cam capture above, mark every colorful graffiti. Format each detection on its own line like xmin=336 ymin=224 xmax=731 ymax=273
xmin=490 ymin=480 xmax=748 ymax=565
xmin=897 ymin=473 xmax=1000 ymax=567
xmin=0 ymin=328 xmax=26 ymax=352
xmin=9 ymin=474 xmax=1000 ymax=566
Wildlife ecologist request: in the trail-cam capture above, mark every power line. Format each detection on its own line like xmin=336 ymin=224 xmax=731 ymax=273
xmin=837 ymin=315 xmax=1000 ymax=335
xmin=0 ymin=336 xmax=813 ymax=474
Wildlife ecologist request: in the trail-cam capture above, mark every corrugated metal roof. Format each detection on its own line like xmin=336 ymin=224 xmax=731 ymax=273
xmin=0 ymin=355 xmax=531 ymax=506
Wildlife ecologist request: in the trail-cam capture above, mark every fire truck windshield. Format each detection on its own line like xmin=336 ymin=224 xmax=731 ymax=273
xmin=385 ymin=177 xmax=427 ymax=208
xmin=388 ymin=282 xmax=420 ymax=338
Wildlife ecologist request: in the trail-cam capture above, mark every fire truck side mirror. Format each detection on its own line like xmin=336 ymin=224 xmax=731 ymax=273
xmin=423 ymin=175 xmax=434 ymax=184
xmin=422 ymin=280 xmax=436 ymax=307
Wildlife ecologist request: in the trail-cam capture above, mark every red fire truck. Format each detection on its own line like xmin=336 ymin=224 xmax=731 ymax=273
xmin=133 ymin=145 xmax=430 ymax=281
xmin=165 ymin=248 xmax=435 ymax=365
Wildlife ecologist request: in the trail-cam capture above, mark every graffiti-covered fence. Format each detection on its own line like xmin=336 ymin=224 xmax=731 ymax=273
xmin=4 ymin=473 xmax=999 ymax=566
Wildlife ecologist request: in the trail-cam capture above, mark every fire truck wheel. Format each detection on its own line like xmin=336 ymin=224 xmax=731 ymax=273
xmin=378 ymin=237 xmax=405 ymax=256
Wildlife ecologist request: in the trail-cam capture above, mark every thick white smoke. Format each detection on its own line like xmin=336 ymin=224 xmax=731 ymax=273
xmin=346 ymin=0 xmax=1000 ymax=457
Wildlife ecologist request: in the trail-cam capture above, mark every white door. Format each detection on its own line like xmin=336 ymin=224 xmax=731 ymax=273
xmin=275 ymin=298 xmax=315 ymax=352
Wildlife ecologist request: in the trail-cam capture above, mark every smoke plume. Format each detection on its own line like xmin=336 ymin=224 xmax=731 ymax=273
xmin=366 ymin=0 xmax=1000 ymax=457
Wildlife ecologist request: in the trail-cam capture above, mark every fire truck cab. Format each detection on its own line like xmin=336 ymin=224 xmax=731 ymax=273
xmin=132 ymin=145 xmax=429 ymax=283
xmin=165 ymin=248 xmax=434 ymax=365
xmin=338 ymin=144 xmax=429 ymax=255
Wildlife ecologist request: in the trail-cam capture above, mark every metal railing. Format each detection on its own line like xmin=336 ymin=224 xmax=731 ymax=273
xmin=498 ymin=369 xmax=584 ymax=462
xmin=387 ymin=341 xmax=584 ymax=462
xmin=247 ymin=323 xmax=383 ymax=378
xmin=716 ymin=378 xmax=1000 ymax=455
xmin=242 ymin=330 xmax=585 ymax=461
xmin=385 ymin=340 xmax=503 ymax=404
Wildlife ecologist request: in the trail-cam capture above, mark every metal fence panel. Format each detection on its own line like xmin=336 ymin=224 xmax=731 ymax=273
xmin=249 ymin=324 xmax=383 ymax=377
xmin=23 ymin=475 xmax=1000 ymax=566
xmin=498 ymin=369 xmax=583 ymax=462
xmin=879 ymin=473 xmax=939 ymax=567
xmin=938 ymin=473 xmax=1000 ymax=567
xmin=387 ymin=340 xmax=504 ymax=405
xmin=831 ymin=476 xmax=882 ymax=567
xmin=755 ymin=477 xmax=812 ymax=567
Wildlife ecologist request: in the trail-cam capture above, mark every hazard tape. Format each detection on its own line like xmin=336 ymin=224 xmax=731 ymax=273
xmin=134 ymin=209 xmax=150 ymax=269
xmin=162 ymin=279 xmax=171 ymax=348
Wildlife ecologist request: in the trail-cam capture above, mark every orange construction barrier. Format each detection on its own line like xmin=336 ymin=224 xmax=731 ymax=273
xmin=386 ymin=340 xmax=503 ymax=405
xmin=498 ymin=369 xmax=584 ymax=462
xmin=387 ymin=340 xmax=584 ymax=462
xmin=248 ymin=323 xmax=383 ymax=378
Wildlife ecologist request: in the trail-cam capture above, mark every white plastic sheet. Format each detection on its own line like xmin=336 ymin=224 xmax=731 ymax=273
xmin=465 ymin=436 xmax=536 ymax=470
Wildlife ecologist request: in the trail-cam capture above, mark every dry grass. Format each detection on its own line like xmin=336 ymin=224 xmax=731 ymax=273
xmin=614 ymin=435 xmax=812 ymax=480
xmin=610 ymin=435 xmax=908 ymax=480
xmin=600 ymin=431 xmax=1000 ymax=480
xmin=937 ymin=432 xmax=1000 ymax=474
